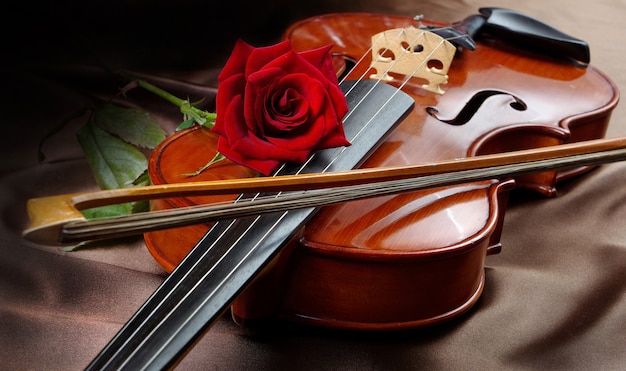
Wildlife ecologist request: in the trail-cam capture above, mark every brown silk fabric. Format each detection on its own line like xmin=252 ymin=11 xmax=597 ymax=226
xmin=2 ymin=0 xmax=625 ymax=369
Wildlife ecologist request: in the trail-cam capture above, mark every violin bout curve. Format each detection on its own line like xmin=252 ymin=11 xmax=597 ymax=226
xmin=231 ymin=179 xmax=515 ymax=330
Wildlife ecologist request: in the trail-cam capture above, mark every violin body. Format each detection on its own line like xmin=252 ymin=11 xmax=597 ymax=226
xmin=145 ymin=13 xmax=618 ymax=329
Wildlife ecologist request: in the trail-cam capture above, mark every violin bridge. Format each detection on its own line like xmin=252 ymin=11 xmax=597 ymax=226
xmin=369 ymin=28 xmax=456 ymax=94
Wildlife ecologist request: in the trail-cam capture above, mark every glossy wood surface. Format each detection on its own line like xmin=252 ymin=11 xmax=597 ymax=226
xmin=144 ymin=128 xmax=256 ymax=271
xmin=145 ymin=13 xmax=619 ymax=329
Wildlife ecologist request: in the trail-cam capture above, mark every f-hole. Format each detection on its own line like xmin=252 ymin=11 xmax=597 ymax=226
xmin=426 ymin=90 xmax=528 ymax=126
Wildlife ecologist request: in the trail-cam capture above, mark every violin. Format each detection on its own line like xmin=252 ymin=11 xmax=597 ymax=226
xmin=144 ymin=11 xmax=619 ymax=329
xmin=21 ymin=8 xmax=621 ymax=369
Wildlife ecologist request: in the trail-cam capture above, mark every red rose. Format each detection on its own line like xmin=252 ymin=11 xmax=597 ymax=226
xmin=212 ymin=39 xmax=351 ymax=175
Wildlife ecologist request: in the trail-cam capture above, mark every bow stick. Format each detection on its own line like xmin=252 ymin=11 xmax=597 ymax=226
xmin=23 ymin=136 xmax=626 ymax=246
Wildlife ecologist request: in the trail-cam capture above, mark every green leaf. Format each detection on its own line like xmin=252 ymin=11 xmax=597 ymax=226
xmin=132 ymin=170 xmax=151 ymax=186
xmin=131 ymin=200 xmax=150 ymax=214
xmin=81 ymin=203 xmax=133 ymax=220
xmin=93 ymin=104 xmax=166 ymax=149
xmin=61 ymin=242 xmax=88 ymax=252
xmin=131 ymin=171 xmax=150 ymax=214
xmin=176 ymin=118 xmax=196 ymax=131
xmin=77 ymin=120 xmax=149 ymax=191
xmin=77 ymin=121 xmax=151 ymax=219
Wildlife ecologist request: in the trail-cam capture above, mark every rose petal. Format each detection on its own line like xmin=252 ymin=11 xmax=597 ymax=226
xmin=237 ymin=131 xmax=309 ymax=162
xmin=215 ymin=97 xmax=286 ymax=175
xmin=217 ymin=136 xmax=280 ymax=176
xmin=299 ymin=44 xmax=339 ymax=84
xmin=218 ymin=40 xmax=254 ymax=84
xmin=315 ymin=115 xmax=351 ymax=148
xmin=245 ymin=40 xmax=293 ymax=79
xmin=214 ymin=73 xmax=246 ymax=121
xmin=246 ymin=67 xmax=285 ymax=134
xmin=214 ymin=39 xmax=350 ymax=175
xmin=213 ymin=95 xmax=248 ymax=142
xmin=265 ymin=88 xmax=309 ymax=133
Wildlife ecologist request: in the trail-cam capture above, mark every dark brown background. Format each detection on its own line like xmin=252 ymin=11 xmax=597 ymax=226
xmin=1 ymin=1 xmax=625 ymax=369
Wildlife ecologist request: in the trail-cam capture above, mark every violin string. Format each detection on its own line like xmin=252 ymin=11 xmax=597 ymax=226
xmin=96 ymin=26 xmax=467 ymax=366
xmin=104 ymin=23 xmax=469 ymax=365
xmin=294 ymin=26 xmax=457 ymax=175
xmin=338 ymin=27 xmax=415 ymax=96
xmin=142 ymin=213 xmax=292 ymax=369
xmin=106 ymin=27 xmax=469 ymax=367
xmin=126 ymin=214 xmax=271 ymax=369
xmin=314 ymin=23 xmax=476 ymax=175
xmin=338 ymin=23 xmax=464 ymax=90
xmin=270 ymin=23 xmax=465 ymax=177
xmin=270 ymin=28 xmax=418 ymax=176
xmin=92 ymin=25 xmax=461 ymax=369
